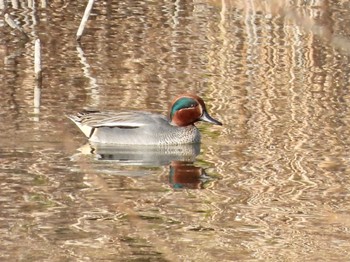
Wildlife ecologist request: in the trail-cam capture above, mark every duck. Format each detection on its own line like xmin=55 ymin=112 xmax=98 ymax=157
xmin=68 ymin=94 xmax=222 ymax=145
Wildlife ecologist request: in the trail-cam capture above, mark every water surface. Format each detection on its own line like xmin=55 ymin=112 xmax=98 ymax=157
xmin=1 ymin=0 xmax=350 ymax=261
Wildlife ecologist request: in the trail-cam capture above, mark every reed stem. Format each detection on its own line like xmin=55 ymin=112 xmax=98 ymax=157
xmin=34 ymin=39 xmax=42 ymax=115
xmin=34 ymin=38 xmax=42 ymax=80
xmin=76 ymin=0 xmax=95 ymax=41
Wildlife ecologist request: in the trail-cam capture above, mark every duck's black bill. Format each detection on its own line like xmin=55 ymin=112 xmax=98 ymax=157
xmin=200 ymin=111 xmax=223 ymax=126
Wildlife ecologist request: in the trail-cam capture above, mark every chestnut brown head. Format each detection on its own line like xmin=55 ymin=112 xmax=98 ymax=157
xmin=169 ymin=94 xmax=222 ymax=127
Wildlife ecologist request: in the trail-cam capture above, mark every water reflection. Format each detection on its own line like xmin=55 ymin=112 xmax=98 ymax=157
xmin=169 ymin=161 xmax=210 ymax=189
xmin=79 ymin=142 xmax=200 ymax=165
xmin=2 ymin=0 xmax=350 ymax=261
xmin=72 ymin=142 xmax=210 ymax=189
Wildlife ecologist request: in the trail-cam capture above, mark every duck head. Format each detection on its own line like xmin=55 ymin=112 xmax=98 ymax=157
xmin=169 ymin=94 xmax=223 ymax=127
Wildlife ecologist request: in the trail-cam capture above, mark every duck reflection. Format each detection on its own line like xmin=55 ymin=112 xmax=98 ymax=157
xmin=169 ymin=161 xmax=210 ymax=189
xmin=75 ymin=143 xmax=212 ymax=189
xmin=85 ymin=142 xmax=200 ymax=165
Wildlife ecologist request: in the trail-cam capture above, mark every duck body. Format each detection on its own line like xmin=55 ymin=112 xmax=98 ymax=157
xmin=68 ymin=94 xmax=222 ymax=145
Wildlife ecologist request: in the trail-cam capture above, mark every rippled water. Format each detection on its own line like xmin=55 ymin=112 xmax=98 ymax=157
xmin=2 ymin=0 xmax=350 ymax=261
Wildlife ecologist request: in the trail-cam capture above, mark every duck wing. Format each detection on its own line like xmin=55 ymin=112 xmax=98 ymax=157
xmin=69 ymin=110 xmax=164 ymax=128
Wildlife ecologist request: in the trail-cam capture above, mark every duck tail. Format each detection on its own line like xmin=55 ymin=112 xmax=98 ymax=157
xmin=66 ymin=113 xmax=95 ymax=139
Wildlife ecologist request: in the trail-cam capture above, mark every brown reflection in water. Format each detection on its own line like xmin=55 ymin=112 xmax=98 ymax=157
xmin=169 ymin=161 xmax=208 ymax=189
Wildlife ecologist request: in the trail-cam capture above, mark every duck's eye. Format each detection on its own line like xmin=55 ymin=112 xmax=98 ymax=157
xmin=189 ymin=103 xmax=196 ymax=108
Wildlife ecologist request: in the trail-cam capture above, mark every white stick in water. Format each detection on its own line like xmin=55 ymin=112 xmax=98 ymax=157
xmin=34 ymin=39 xmax=42 ymax=115
xmin=34 ymin=38 xmax=42 ymax=80
xmin=76 ymin=0 xmax=95 ymax=41
xmin=34 ymin=82 xmax=41 ymax=112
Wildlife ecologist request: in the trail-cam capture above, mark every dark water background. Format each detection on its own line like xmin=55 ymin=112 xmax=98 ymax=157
xmin=1 ymin=0 xmax=350 ymax=261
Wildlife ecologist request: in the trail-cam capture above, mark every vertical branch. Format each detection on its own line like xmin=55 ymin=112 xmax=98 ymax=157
xmin=76 ymin=0 xmax=95 ymax=41
xmin=33 ymin=82 xmax=41 ymax=116
xmin=34 ymin=39 xmax=42 ymax=117
xmin=34 ymin=38 xmax=42 ymax=82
